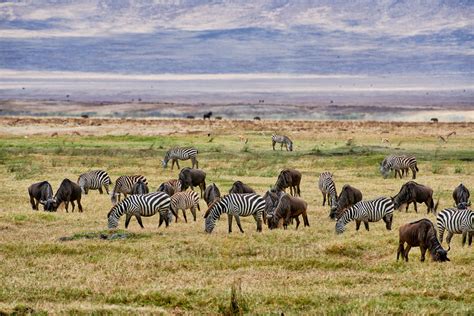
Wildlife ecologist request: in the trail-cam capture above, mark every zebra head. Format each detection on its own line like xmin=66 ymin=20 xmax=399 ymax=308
xmin=380 ymin=165 xmax=390 ymax=178
xmin=107 ymin=206 xmax=120 ymax=229
xmin=204 ymin=199 xmax=224 ymax=233
xmin=335 ymin=220 xmax=346 ymax=234
xmin=288 ymin=141 xmax=293 ymax=151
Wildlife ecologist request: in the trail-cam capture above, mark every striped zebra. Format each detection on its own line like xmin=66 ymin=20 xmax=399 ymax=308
xmin=319 ymin=172 xmax=337 ymax=207
xmin=272 ymin=134 xmax=293 ymax=151
xmin=204 ymin=193 xmax=266 ymax=233
xmin=77 ymin=170 xmax=112 ymax=195
xmin=162 ymin=147 xmax=198 ymax=170
xmin=436 ymin=208 xmax=474 ymax=248
xmin=380 ymin=155 xmax=419 ymax=179
xmin=170 ymin=191 xmax=200 ymax=222
xmin=335 ymin=197 xmax=394 ymax=234
xmin=107 ymin=192 xmax=171 ymax=229
xmin=111 ymin=175 xmax=148 ymax=205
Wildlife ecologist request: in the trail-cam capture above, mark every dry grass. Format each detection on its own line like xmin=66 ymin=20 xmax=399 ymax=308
xmin=0 ymin=118 xmax=473 ymax=314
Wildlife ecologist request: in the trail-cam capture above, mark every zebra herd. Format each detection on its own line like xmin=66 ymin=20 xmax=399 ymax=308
xmin=27 ymin=146 xmax=473 ymax=261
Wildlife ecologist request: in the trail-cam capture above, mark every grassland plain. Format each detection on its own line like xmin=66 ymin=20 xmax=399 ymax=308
xmin=0 ymin=117 xmax=473 ymax=315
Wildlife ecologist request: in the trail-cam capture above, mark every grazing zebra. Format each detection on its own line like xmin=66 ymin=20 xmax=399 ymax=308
xmin=107 ymin=192 xmax=171 ymax=229
xmin=436 ymin=208 xmax=474 ymax=248
xmin=380 ymin=155 xmax=419 ymax=179
xmin=162 ymin=147 xmax=198 ymax=170
xmin=318 ymin=172 xmax=337 ymax=207
xmin=204 ymin=193 xmax=266 ymax=233
xmin=335 ymin=197 xmax=394 ymax=234
xmin=77 ymin=170 xmax=112 ymax=195
xmin=170 ymin=191 xmax=200 ymax=222
xmin=272 ymin=134 xmax=293 ymax=151
xmin=111 ymin=175 xmax=148 ymax=205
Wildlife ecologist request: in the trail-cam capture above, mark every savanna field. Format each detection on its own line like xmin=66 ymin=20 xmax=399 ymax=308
xmin=0 ymin=117 xmax=473 ymax=315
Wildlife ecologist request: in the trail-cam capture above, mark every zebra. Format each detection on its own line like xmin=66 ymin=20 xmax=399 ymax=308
xmin=204 ymin=193 xmax=266 ymax=233
xmin=272 ymin=134 xmax=293 ymax=151
xmin=318 ymin=172 xmax=337 ymax=207
xmin=436 ymin=208 xmax=474 ymax=249
xmin=170 ymin=191 xmax=200 ymax=222
xmin=77 ymin=170 xmax=112 ymax=195
xmin=335 ymin=197 xmax=394 ymax=234
xmin=107 ymin=192 xmax=171 ymax=229
xmin=162 ymin=147 xmax=198 ymax=170
xmin=380 ymin=155 xmax=419 ymax=179
xmin=111 ymin=175 xmax=148 ymax=205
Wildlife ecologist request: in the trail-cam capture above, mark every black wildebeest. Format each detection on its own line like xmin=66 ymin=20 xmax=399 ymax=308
xmin=229 ymin=181 xmax=255 ymax=194
xmin=397 ymin=218 xmax=450 ymax=262
xmin=28 ymin=181 xmax=54 ymax=211
xmin=392 ymin=181 xmax=437 ymax=213
xmin=131 ymin=180 xmax=149 ymax=195
xmin=50 ymin=179 xmax=83 ymax=212
xmin=266 ymin=193 xmax=309 ymax=230
xmin=179 ymin=167 xmax=206 ymax=198
xmin=157 ymin=182 xmax=175 ymax=196
xmin=204 ymin=183 xmax=221 ymax=206
xmin=329 ymin=184 xmax=363 ymax=220
xmin=453 ymin=183 xmax=470 ymax=209
xmin=274 ymin=168 xmax=302 ymax=196
xmin=203 ymin=112 xmax=212 ymax=120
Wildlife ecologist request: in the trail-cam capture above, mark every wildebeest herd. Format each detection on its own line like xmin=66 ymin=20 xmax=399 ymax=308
xmin=27 ymin=136 xmax=473 ymax=263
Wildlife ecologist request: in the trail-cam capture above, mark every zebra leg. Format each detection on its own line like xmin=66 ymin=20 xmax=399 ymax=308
xmin=125 ymin=214 xmax=132 ymax=228
xmin=136 ymin=214 xmax=144 ymax=228
xmin=446 ymin=232 xmax=454 ymax=249
xmin=403 ymin=245 xmax=411 ymax=262
xmin=234 ymin=215 xmax=245 ymax=233
xmin=253 ymin=213 xmax=262 ymax=232
xmin=462 ymin=231 xmax=467 ymax=247
xmin=363 ymin=221 xmax=369 ymax=231
xmin=182 ymin=209 xmax=188 ymax=223
xmin=356 ymin=220 xmax=361 ymax=231
xmin=468 ymin=232 xmax=473 ymax=246
xmin=384 ymin=214 xmax=393 ymax=230
xmin=272 ymin=141 xmax=276 ymax=150
xmin=104 ymin=184 xmax=109 ymax=195
xmin=196 ymin=202 xmax=201 ymax=212
xmin=227 ymin=214 xmax=233 ymax=233
xmin=420 ymin=246 xmax=427 ymax=262
xmin=98 ymin=187 xmax=103 ymax=194
xmin=280 ymin=143 xmax=283 ymax=150
xmin=411 ymin=167 xmax=416 ymax=179
xmin=322 ymin=192 xmax=326 ymax=206
xmin=190 ymin=206 xmax=197 ymax=221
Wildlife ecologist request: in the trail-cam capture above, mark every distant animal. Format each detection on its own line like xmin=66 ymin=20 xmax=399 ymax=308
xmin=266 ymin=193 xmax=309 ymax=230
xmin=381 ymin=138 xmax=390 ymax=144
xmin=186 ymin=115 xmax=195 ymax=119
xmin=430 ymin=118 xmax=438 ymax=123
xmin=229 ymin=181 xmax=255 ymax=194
xmin=275 ymin=168 xmax=302 ymax=197
xmin=380 ymin=155 xmax=418 ymax=179
xmin=392 ymin=181 xmax=437 ymax=213
xmin=215 ymin=116 xmax=222 ymax=120
xmin=157 ymin=179 xmax=182 ymax=196
xmin=330 ymin=184 xmax=363 ymax=220
xmin=50 ymin=179 xmax=83 ymax=212
xmin=204 ymin=193 xmax=265 ymax=233
xmin=131 ymin=180 xmax=149 ymax=195
xmin=28 ymin=181 xmax=54 ymax=211
xmin=254 ymin=116 xmax=261 ymax=121
xmin=170 ymin=191 xmax=200 ymax=222
xmin=77 ymin=170 xmax=112 ymax=195
xmin=397 ymin=219 xmax=450 ymax=262
xmin=318 ymin=172 xmax=337 ymax=207
xmin=107 ymin=192 xmax=171 ymax=229
xmin=111 ymin=175 xmax=148 ymax=205
xmin=81 ymin=114 xmax=89 ymax=119
xmin=204 ymin=183 xmax=221 ymax=206
xmin=203 ymin=112 xmax=213 ymax=120
xmin=178 ymin=167 xmax=206 ymax=198
xmin=162 ymin=147 xmax=198 ymax=170
xmin=453 ymin=183 xmax=470 ymax=209
xmin=436 ymin=208 xmax=473 ymax=248
xmin=272 ymin=134 xmax=293 ymax=151
xmin=335 ymin=197 xmax=394 ymax=234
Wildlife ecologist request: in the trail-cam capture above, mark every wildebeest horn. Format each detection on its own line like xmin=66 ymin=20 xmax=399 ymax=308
xmin=39 ymin=200 xmax=46 ymax=205
xmin=447 ymin=246 xmax=451 ymax=252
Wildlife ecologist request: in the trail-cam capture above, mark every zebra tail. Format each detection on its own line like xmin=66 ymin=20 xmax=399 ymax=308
xmin=415 ymin=163 xmax=419 ymax=172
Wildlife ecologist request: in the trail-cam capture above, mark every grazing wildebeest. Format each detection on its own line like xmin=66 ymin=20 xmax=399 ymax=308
xmin=430 ymin=118 xmax=439 ymax=123
xmin=131 ymin=180 xmax=149 ymax=195
xmin=203 ymin=112 xmax=212 ymax=120
xmin=274 ymin=168 xmax=302 ymax=196
xmin=453 ymin=183 xmax=470 ymax=209
xmin=253 ymin=116 xmax=261 ymax=121
xmin=397 ymin=219 xmax=450 ymax=262
xmin=179 ymin=167 xmax=206 ymax=198
xmin=392 ymin=181 xmax=437 ymax=214
xmin=28 ymin=181 xmax=54 ymax=211
xmin=229 ymin=181 xmax=255 ymax=194
xmin=204 ymin=183 xmax=221 ymax=206
xmin=266 ymin=193 xmax=309 ymax=230
xmin=329 ymin=184 xmax=363 ymax=220
xmin=50 ymin=179 xmax=83 ymax=212
xmin=186 ymin=115 xmax=195 ymax=119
